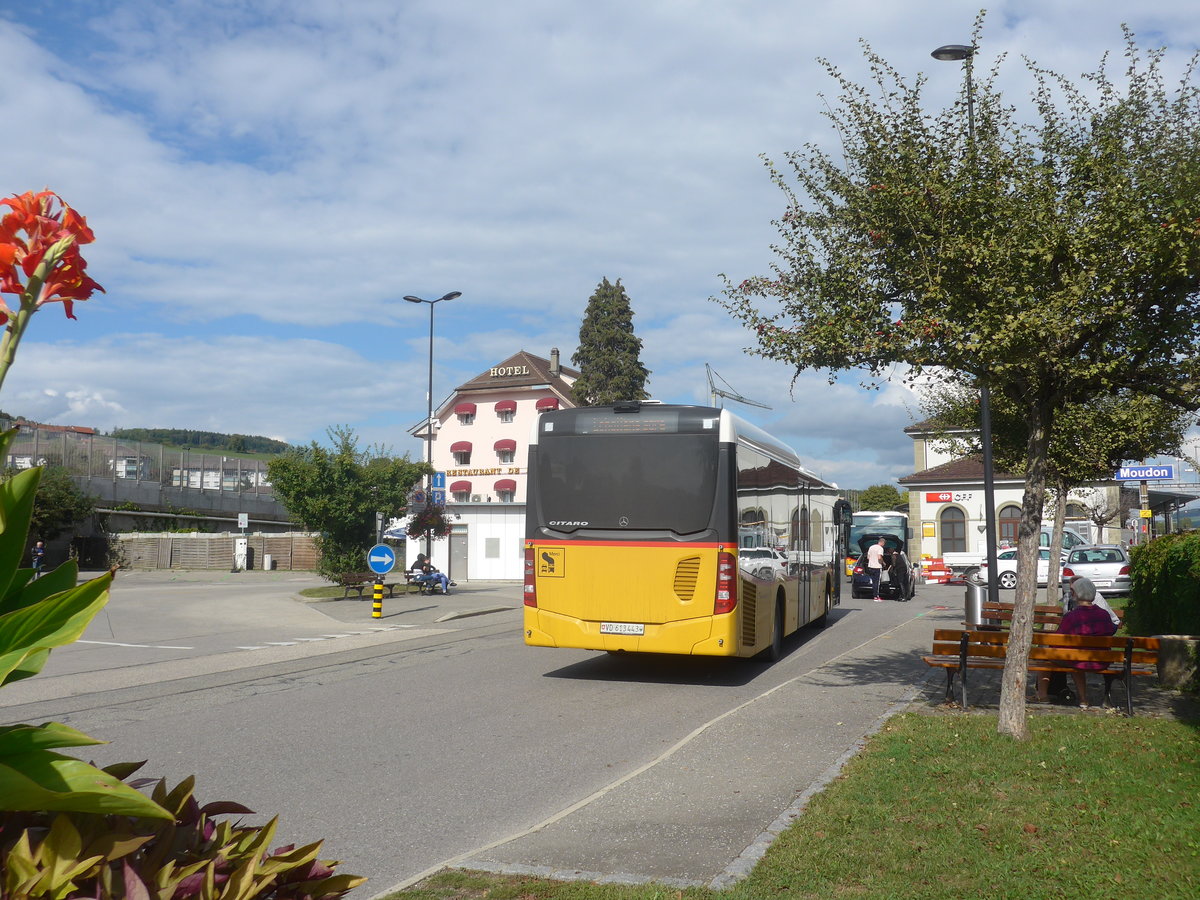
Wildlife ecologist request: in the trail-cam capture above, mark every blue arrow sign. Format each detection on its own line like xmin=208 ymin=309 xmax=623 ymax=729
xmin=366 ymin=543 xmax=396 ymax=575
xmin=432 ymin=471 xmax=446 ymax=489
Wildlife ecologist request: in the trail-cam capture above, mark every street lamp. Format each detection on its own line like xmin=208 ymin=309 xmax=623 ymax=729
xmin=932 ymin=42 xmax=999 ymax=606
xmin=404 ymin=291 xmax=462 ymax=558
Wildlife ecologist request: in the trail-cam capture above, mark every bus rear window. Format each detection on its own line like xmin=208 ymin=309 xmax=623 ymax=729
xmin=535 ymin=434 xmax=718 ymax=533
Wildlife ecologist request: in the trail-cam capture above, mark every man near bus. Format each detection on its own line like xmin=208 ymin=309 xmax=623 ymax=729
xmin=866 ymin=536 xmax=888 ymax=602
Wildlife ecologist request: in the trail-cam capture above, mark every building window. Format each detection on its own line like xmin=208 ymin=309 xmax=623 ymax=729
xmin=457 ymin=412 xmax=475 ymax=425
xmin=498 ymin=410 xmax=514 ymax=423
xmin=454 ymin=451 xmax=471 ymax=465
xmin=498 ymin=449 xmax=515 ymax=464
xmin=452 ymin=491 xmax=470 ymax=502
xmin=940 ymin=507 xmax=966 ymax=554
xmin=1065 ymin=503 xmax=1087 ymax=519
xmin=998 ymin=504 xmax=1021 ymax=546
xmin=498 ymin=490 xmax=515 ymax=503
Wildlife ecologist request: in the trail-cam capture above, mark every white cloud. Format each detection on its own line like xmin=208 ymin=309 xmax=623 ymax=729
xmin=1 ymin=1 xmax=1195 ymax=487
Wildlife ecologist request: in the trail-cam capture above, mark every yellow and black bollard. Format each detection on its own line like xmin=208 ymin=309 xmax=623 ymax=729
xmin=372 ymin=581 xmax=383 ymax=619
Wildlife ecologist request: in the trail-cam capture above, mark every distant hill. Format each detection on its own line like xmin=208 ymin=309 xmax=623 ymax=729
xmin=111 ymin=428 xmax=292 ymax=454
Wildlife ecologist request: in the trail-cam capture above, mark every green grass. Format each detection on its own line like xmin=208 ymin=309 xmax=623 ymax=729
xmin=385 ymin=712 xmax=1199 ymax=900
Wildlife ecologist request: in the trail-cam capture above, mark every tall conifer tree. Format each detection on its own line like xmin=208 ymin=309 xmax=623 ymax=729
xmin=571 ymin=277 xmax=650 ymax=406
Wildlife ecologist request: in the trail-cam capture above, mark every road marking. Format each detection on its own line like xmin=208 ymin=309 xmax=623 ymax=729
xmin=237 ymin=646 xmax=267 ymax=650
xmin=77 ymin=640 xmax=194 ymax=650
xmin=263 ymin=641 xmax=297 ymax=646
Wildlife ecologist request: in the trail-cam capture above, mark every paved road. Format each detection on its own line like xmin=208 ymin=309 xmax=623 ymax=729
xmin=2 ymin=571 xmax=967 ymax=897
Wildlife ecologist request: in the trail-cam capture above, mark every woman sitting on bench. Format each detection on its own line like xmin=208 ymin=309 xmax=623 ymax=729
xmin=1034 ymin=576 xmax=1117 ymax=707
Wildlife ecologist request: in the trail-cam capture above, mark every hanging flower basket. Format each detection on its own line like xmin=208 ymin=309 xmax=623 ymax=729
xmin=407 ymin=503 xmax=451 ymax=540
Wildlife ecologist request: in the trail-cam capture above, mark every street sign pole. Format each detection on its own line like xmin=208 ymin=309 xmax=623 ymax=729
xmin=366 ymin=544 xmax=397 ymax=619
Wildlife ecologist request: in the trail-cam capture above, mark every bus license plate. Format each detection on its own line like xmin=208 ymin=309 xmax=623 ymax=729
xmin=600 ymin=622 xmax=645 ymax=636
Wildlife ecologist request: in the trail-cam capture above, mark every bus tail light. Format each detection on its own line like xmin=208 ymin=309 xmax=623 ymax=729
xmin=524 ymin=547 xmax=537 ymax=607
xmin=714 ymin=551 xmax=737 ymax=615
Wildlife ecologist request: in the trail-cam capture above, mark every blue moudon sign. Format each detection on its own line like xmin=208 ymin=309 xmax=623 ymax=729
xmin=1116 ymin=464 xmax=1175 ymax=481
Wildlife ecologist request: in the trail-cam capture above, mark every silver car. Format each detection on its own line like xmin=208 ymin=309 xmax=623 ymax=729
xmin=1060 ymin=544 xmax=1132 ymax=596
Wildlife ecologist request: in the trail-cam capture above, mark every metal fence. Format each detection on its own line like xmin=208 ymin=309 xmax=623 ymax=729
xmin=4 ymin=425 xmax=274 ymax=498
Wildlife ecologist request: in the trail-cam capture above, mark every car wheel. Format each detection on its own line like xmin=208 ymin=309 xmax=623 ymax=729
xmin=999 ymin=571 xmax=1018 ymax=589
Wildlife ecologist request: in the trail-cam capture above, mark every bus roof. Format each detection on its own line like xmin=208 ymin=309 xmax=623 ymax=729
xmin=532 ymin=403 xmax=837 ymax=491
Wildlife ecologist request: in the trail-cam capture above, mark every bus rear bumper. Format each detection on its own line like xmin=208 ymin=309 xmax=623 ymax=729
xmin=524 ymin=607 xmax=739 ymax=656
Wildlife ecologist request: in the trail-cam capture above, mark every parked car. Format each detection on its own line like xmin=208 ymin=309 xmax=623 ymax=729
xmin=740 ymin=547 xmax=789 ymax=580
xmin=1060 ymin=544 xmax=1132 ymax=597
xmin=850 ymin=533 xmax=915 ymax=601
xmin=979 ymin=547 xmax=1065 ymax=589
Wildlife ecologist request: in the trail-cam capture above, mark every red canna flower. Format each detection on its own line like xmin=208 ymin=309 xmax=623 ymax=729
xmin=0 ymin=190 xmax=103 ymax=318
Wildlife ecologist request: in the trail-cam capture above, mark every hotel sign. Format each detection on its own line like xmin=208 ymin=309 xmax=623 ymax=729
xmin=490 ymin=366 xmax=530 ymax=377
xmin=447 ymin=467 xmax=525 ymax=476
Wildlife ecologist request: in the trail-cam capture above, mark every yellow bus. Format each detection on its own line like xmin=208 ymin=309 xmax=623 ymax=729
xmin=523 ymin=402 xmax=850 ymax=660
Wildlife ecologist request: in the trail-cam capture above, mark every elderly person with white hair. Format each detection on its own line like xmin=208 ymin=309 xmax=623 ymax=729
xmin=1035 ymin=576 xmax=1118 ymax=708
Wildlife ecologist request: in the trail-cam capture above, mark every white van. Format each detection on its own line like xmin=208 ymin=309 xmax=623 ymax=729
xmin=1040 ymin=526 xmax=1087 ymax=552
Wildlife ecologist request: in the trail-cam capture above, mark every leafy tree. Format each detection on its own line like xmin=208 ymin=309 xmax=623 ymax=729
xmin=922 ymin=385 xmax=1191 ymax=598
xmin=857 ymin=484 xmax=906 ymax=512
xmin=267 ymin=426 xmax=427 ymax=579
xmin=9 ymin=465 xmax=96 ymax=542
xmin=571 ymin=277 xmax=650 ymax=406
xmin=719 ymin=24 xmax=1200 ymax=738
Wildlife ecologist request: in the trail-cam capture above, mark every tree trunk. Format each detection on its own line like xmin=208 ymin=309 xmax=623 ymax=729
xmin=997 ymin=401 xmax=1052 ymax=739
xmin=1046 ymin=485 xmax=1067 ymax=605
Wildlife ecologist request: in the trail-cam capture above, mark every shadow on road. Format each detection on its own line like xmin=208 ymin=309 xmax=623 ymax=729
xmin=540 ymin=608 xmax=858 ymax=688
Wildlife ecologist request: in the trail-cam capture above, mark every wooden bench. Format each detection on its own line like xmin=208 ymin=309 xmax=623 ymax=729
xmin=337 ymin=572 xmax=418 ymax=600
xmin=970 ymin=601 xmax=1123 ymax=631
xmin=923 ymin=628 xmax=1159 ymax=716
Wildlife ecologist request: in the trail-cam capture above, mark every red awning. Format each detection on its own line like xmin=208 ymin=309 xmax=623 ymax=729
xmin=450 ymin=480 xmax=471 ymax=493
xmin=494 ymin=439 xmax=516 ymax=452
xmin=450 ymin=441 xmax=472 ymax=453
xmin=494 ymin=400 xmax=517 ymax=413
xmin=454 ymin=402 xmax=477 ymax=416
xmin=535 ymin=397 xmax=559 ymax=410
xmin=494 ymin=479 xmax=517 ymax=493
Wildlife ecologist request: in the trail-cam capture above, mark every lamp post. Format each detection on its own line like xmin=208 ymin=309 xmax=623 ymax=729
xmin=404 ymin=291 xmax=462 ymax=558
xmin=932 ymin=43 xmax=999 ymax=606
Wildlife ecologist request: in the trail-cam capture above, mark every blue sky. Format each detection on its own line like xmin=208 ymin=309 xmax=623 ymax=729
xmin=2 ymin=1 xmax=1198 ymax=489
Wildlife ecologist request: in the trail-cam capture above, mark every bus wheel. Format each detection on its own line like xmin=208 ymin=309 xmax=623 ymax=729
xmin=764 ymin=597 xmax=784 ymax=662
xmin=813 ymin=584 xmax=832 ymax=628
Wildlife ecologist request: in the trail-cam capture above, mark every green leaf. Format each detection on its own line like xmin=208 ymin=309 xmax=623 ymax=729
xmin=0 ymin=749 xmax=173 ymax=818
xmin=0 ymin=572 xmax=112 ymax=686
xmin=0 ymin=461 xmax=41 ymax=598
xmin=0 ymin=721 xmax=107 ymax=753
xmin=0 ymin=559 xmax=80 ymax=617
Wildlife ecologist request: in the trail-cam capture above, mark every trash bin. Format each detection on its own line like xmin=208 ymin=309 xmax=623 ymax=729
xmin=965 ymin=582 xmax=986 ymax=625
xmin=263 ymin=553 xmax=273 ymax=571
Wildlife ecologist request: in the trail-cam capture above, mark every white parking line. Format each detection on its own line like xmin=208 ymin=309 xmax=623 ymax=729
xmin=78 ymin=640 xmax=194 ymax=650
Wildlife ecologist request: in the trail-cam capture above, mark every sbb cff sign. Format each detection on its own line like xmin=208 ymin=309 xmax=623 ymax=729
xmin=925 ymin=491 xmax=973 ymax=503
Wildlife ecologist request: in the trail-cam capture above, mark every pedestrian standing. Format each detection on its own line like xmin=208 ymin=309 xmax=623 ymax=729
xmin=866 ymin=536 xmax=888 ymax=602
xmin=31 ymin=540 xmax=45 ymax=579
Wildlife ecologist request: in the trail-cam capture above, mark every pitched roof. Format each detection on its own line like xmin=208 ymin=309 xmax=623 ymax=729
xmin=452 ymin=350 xmax=579 ymax=396
xmin=898 ymin=454 xmax=1023 ymax=484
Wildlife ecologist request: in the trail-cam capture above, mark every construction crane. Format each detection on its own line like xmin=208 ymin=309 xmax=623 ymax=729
xmin=706 ymin=363 xmax=771 ymax=410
